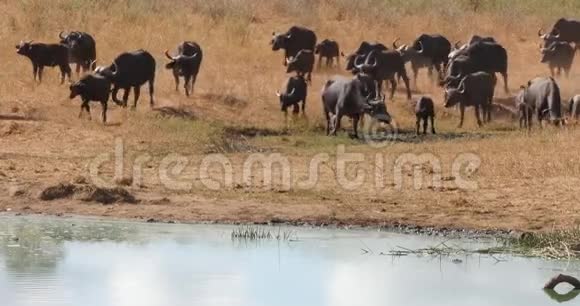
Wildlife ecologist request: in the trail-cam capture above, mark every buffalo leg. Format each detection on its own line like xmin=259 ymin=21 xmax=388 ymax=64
xmin=184 ymin=75 xmax=191 ymax=97
xmin=38 ymin=66 xmax=44 ymax=83
xmin=60 ymin=64 xmax=71 ymax=84
xmin=475 ymin=105 xmax=482 ymax=127
xmin=132 ymin=86 xmax=141 ymax=109
xmin=301 ymin=97 xmax=306 ymax=113
xmin=318 ymin=55 xmax=322 ymax=69
xmin=423 ymin=117 xmax=428 ymax=135
xmin=122 ymin=87 xmax=130 ymax=108
xmin=415 ymin=116 xmax=421 ymax=135
xmin=430 ymin=115 xmax=436 ymax=134
xmin=32 ymin=64 xmax=38 ymax=82
xmin=173 ymin=69 xmax=180 ymax=91
xmin=458 ymin=105 xmax=465 ymax=128
xmin=412 ymin=67 xmax=419 ymax=89
xmin=82 ymin=100 xmax=91 ymax=120
xmin=148 ymin=79 xmax=155 ymax=107
xmin=400 ymin=71 xmax=412 ymax=99
xmin=76 ymin=64 xmax=81 ymax=76
xmin=389 ymin=78 xmax=397 ymax=100
xmin=101 ymin=101 xmax=107 ymax=123
xmin=352 ymin=114 xmax=360 ymax=139
xmin=332 ymin=112 xmax=342 ymax=136
xmin=324 ymin=111 xmax=331 ymax=135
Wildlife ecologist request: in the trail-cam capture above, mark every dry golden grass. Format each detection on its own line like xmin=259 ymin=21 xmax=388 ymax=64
xmin=2 ymin=0 xmax=580 ymax=232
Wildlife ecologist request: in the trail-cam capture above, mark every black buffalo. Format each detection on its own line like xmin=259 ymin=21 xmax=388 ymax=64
xmin=15 ymin=40 xmax=71 ymax=84
xmin=286 ymin=49 xmax=314 ymax=82
xmin=516 ymin=77 xmax=563 ymax=128
xmin=448 ymin=35 xmax=496 ymax=61
xmin=355 ymin=50 xmax=412 ymax=100
xmin=69 ymin=73 xmax=112 ymax=123
xmin=345 ymin=41 xmax=388 ymax=73
xmin=539 ymin=18 xmax=580 ymax=49
xmin=315 ymin=39 xmax=341 ymax=68
xmin=95 ymin=49 xmax=155 ymax=108
xmin=394 ymin=35 xmax=450 ymax=86
xmin=445 ymin=41 xmax=508 ymax=93
xmin=540 ymin=41 xmax=575 ymax=78
xmin=271 ymin=26 xmax=316 ymax=66
xmin=444 ymin=71 xmax=495 ymax=128
xmin=276 ymin=75 xmax=307 ymax=115
xmin=59 ymin=31 xmax=96 ymax=74
xmin=165 ymin=41 xmax=203 ymax=97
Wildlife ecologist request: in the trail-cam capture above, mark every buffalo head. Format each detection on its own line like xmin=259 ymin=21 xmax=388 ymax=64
xmin=366 ymin=94 xmax=391 ymax=123
xmin=164 ymin=50 xmax=198 ymax=71
xmin=444 ymin=80 xmax=465 ymax=108
xmin=15 ymin=40 xmax=33 ymax=56
xmin=271 ymin=32 xmax=290 ymax=51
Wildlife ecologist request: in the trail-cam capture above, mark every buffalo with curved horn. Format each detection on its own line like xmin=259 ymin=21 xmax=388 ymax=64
xmin=59 ymin=31 xmax=96 ymax=75
xmin=165 ymin=41 xmax=203 ymax=97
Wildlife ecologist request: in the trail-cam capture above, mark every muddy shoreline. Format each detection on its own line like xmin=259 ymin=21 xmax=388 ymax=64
xmin=0 ymin=209 xmax=516 ymax=240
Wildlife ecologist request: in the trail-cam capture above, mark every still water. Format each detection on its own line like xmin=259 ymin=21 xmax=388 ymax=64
xmin=0 ymin=216 xmax=578 ymax=306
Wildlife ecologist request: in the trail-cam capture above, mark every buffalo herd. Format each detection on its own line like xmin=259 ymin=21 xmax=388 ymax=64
xmin=11 ymin=18 xmax=580 ymax=136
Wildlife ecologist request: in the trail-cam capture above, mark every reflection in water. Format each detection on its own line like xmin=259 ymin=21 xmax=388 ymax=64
xmin=0 ymin=216 xmax=579 ymax=306
xmin=544 ymin=289 xmax=580 ymax=303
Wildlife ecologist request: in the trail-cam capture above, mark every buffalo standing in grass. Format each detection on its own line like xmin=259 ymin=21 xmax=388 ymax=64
xmin=539 ymin=18 xmax=580 ymax=49
xmin=444 ymin=41 xmax=508 ymax=93
xmin=516 ymin=77 xmax=563 ymax=128
xmin=95 ymin=49 xmax=155 ymax=108
xmin=444 ymin=71 xmax=495 ymax=128
xmin=540 ymin=41 xmax=575 ymax=78
xmin=15 ymin=40 xmax=71 ymax=84
xmin=321 ymin=75 xmax=390 ymax=137
xmin=59 ymin=31 xmax=96 ymax=75
xmin=165 ymin=41 xmax=203 ymax=97
xmin=394 ymin=34 xmax=451 ymax=85
xmin=415 ymin=96 xmax=436 ymax=135
xmin=315 ymin=39 xmax=341 ymax=68
xmin=69 ymin=73 xmax=111 ymax=123
xmin=271 ymin=26 xmax=316 ymax=66
xmin=276 ymin=75 xmax=307 ymax=116
xmin=355 ymin=50 xmax=412 ymax=100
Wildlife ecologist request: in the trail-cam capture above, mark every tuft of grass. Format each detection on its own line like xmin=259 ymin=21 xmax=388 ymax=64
xmin=231 ymin=226 xmax=296 ymax=241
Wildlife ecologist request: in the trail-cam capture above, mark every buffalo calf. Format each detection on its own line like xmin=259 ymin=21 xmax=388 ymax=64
xmin=69 ymin=74 xmax=112 ymax=123
xmin=16 ymin=41 xmax=71 ymax=84
xmin=415 ymin=96 xmax=435 ymax=135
